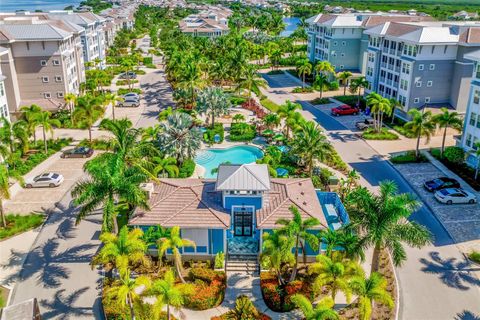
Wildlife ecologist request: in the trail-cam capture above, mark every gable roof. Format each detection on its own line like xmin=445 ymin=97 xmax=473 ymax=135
xmin=215 ymin=164 xmax=270 ymax=191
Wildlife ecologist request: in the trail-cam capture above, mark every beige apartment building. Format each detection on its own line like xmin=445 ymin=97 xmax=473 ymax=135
xmin=0 ymin=14 xmax=85 ymax=117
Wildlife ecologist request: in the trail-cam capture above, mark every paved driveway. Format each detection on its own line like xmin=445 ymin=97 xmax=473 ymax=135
xmin=394 ymin=162 xmax=480 ymax=244
xmin=5 ymin=153 xmax=93 ymax=214
xmin=260 ymin=74 xmax=480 ymax=320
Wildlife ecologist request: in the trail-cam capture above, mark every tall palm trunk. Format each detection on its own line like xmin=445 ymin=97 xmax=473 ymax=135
xmin=128 ymin=294 xmax=135 ymax=320
xmin=112 ymin=102 xmax=116 ymax=120
xmin=343 ymin=82 xmax=347 ymax=96
xmin=415 ymin=132 xmax=421 ymax=159
xmin=88 ymin=126 xmax=93 ymax=143
xmin=42 ymin=126 xmax=47 ymax=154
xmin=175 ymin=252 xmax=186 ymax=283
xmin=302 ymin=73 xmax=305 ymax=89
xmin=371 ymin=243 xmax=382 ymax=273
xmin=167 ymin=304 xmax=171 ymax=320
xmin=290 ymin=235 xmax=300 ymax=282
xmin=0 ymin=201 xmax=6 ymax=228
xmin=441 ymin=126 xmax=447 ymax=158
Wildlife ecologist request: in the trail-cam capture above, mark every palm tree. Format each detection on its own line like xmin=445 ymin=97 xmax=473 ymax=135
xmin=73 ymin=95 xmax=104 ymax=142
xmin=157 ymin=226 xmax=196 ymax=283
xmin=297 ymin=60 xmax=312 ymax=89
xmin=232 ymin=114 xmax=245 ymax=123
xmin=405 ymin=109 xmax=436 ymax=159
xmin=150 ymin=269 xmax=193 ymax=320
xmin=0 ymin=164 xmax=10 ymax=227
xmin=36 ymin=111 xmax=60 ymax=153
xmin=337 ymin=71 xmax=353 ymax=96
xmin=291 ymin=294 xmax=339 ymax=320
xmin=291 ymin=121 xmax=332 ymax=176
xmin=235 ymin=64 xmax=267 ymax=99
xmin=388 ymin=98 xmax=402 ymax=125
xmin=309 ymin=254 xmax=363 ymax=303
xmin=196 ymin=87 xmax=231 ymax=127
xmin=284 ymin=112 xmax=305 ymax=139
xmin=263 ymin=113 xmax=280 ymax=131
xmin=315 ymin=61 xmax=335 ymax=98
xmin=105 ymin=264 xmax=151 ymax=320
xmin=176 ymin=59 xmax=205 ymax=106
xmin=349 ymin=77 xmax=369 ymax=107
xmin=433 ymin=107 xmax=463 ymax=158
xmin=152 ymin=156 xmax=179 ymax=178
xmin=64 ymin=93 xmax=77 ymax=123
xmin=276 ymin=205 xmax=319 ymax=281
xmin=278 ymin=100 xmax=302 ymax=138
xmin=120 ymin=57 xmax=136 ymax=90
xmin=158 ymin=112 xmax=202 ymax=165
xmin=71 ymin=153 xmax=149 ymax=233
xmin=0 ymin=118 xmax=30 ymax=155
xmin=92 ymin=226 xmax=149 ymax=275
xmin=260 ymin=230 xmax=295 ymax=286
xmin=104 ymin=92 xmax=123 ymax=120
xmin=347 ymin=180 xmax=432 ymax=272
xmin=350 ymin=272 xmax=394 ymax=320
xmin=367 ymin=92 xmax=391 ymax=132
xmin=20 ymin=104 xmax=42 ymax=143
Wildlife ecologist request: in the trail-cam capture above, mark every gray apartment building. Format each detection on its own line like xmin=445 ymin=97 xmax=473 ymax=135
xmin=306 ymin=13 xmax=432 ymax=73
xmin=364 ymin=21 xmax=480 ymax=118
xmin=0 ymin=14 xmax=86 ymax=116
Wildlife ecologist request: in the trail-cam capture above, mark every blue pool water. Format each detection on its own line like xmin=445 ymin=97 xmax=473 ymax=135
xmin=195 ymin=145 xmax=264 ymax=178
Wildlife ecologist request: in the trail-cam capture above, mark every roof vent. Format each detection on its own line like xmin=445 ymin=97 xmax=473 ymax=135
xmin=303 ymin=201 xmax=307 ymax=205
xmin=301 ymin=191 xmax=305 ymax=195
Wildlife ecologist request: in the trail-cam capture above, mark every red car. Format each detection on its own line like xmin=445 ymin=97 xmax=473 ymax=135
xmin=331 ymin=104 xmax=359 ymax=116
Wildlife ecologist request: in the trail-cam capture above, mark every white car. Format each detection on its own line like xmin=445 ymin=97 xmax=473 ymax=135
xmin=25 ymin=172 xmax=64 ymax=188
xmin=122 ymin=92 xmax=140 ymax=101
xmin=434 ymin=188 xmax=477 ymax=205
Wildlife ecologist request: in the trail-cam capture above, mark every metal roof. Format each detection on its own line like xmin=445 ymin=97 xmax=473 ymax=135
xmin=0 ymin=23 xmax=71 ymax=40
xmin=215 ymin=164 xmax=270 ymax=191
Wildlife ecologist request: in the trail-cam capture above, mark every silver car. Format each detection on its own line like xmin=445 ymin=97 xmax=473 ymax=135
xmin=25 ymin=172 xmax=64 ymax=188
xmin=118 ymin=98 xmax=140 ymax=107
xmin=434 ymin=188 xmax=477 ymax=205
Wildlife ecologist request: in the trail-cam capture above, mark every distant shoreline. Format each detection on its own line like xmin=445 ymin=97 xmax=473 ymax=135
xmin=1 ymin=0 xmax=82 ymax=13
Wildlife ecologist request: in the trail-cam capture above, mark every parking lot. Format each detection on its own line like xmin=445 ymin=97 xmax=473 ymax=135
xmin=394 ymin=162 xmax=480 ymax=243
xmin=311 ymin=102 xmax=370 ymax=131
xmin=4 ymin=152 xmax=92 ymax=214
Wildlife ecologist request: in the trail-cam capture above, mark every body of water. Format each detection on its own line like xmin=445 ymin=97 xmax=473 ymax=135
xmin=280 ymin=17 xmax=301 ymax=37
xmin=1 ymin=0 xmax=82 ymax=12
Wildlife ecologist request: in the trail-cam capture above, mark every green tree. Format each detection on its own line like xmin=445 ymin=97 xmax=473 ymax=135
xmin=297 ymin=60 xmax=312 ymax=89
xmin=20 ymin=104 xmax=42 ymax=143
xmin=152 ymin=156 xmax=179 ymax=178
xmin=157 ymin=226 xmax=196 ymax=283
xmin=64 ymin=93 xmax=77 ymax=123
xmin=276 ymin=205 xmax=320 ymax=281
xmin=92 ymin=226 xmax=149 ymax=275
xmin=315 ymin=61 xmax=335 ymax=98
xmin=235 ymin=64 xmax=267 ymax=99
xmin=263 ymin=113 xmax=280 ymax=131
xmin=150 ymin=269 xmax=193 ymax=320
xmin=349 ymin=77 xmax=368 ymax=107
xmin=347 ymin=181 xmax=432 ymax=272
xmin=291 ymin=294 xmax=339 ymax=320
xmin=367 ymin=92 xmax=391 ymax=132
xmin=103 ymin=92 xmax=123 ymax=121
xmin=260 ymin=229 xmax=295 ymax=286
xmin=278 ymin=100 xmax=302 ymax=138
xmin=73 ymin=95 xmax=104 ymax=142
xmin=291 ymin=121 xmax=332 ymax=176
xmin=350 ymin=272 xmax=394 ymax=320
xmin=176 ymin=59 xmax=205 ymax=106
xmin=337 ymin=71 xmax=353 ymax=96
xmin=405 ymin=109 xmax=436 ymax=159
xmin=71 ymin=153 xmax=149 ymax=233
xmin=158 ymin=112 xmax=202 ymax=165
xmin=196 ymin=87 xmax=231 ymax=127
xmin=309 ymin=254 xmax=363 ymax=303
xmin=388 ymin=98 xmax=402 ymax=125
xmin=0 ymin=118 xmax=29 ymax=155
xmin=36 ymin=111 xmax=60 ymax=153
xmin=232 ymin=114 xmax=245 ymax=123
xmin=318 ymin=228 xmax=365 ymax=262
xmin=433 ymin=107 xmax=463 ymax=158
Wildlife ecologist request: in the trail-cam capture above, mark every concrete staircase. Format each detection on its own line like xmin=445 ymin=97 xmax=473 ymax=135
xmin=226 ymin=254 xmax=259 ymax=275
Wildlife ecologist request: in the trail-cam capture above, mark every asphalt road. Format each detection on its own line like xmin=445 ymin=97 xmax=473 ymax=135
xmin=262 ymin=73 xmax=480 ymax=320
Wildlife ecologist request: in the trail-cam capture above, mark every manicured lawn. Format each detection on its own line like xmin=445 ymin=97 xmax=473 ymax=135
xmin=362 ymin=128 xmax=399 ymax=140
xmin=0 ymin=214 xmax=44 ymax=240
xmin=260 ymin=98 xmax=279 ymax=113
xmin=390 ymin=151 xmax=427 ymax=164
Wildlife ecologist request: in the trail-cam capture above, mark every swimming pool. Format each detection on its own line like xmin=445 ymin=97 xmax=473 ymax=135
xmin=195 ymin=145 xmax=264 ymax=178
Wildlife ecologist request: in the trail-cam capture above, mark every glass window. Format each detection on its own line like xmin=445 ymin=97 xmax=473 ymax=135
xmin=466 ymin=134 xmax=472 ymax=147
xmin=427 ymin=81 xmax=433 ymax=87
xmin=425 ymin=97 xmax=430 ymax=103
xmin=419 ymin=64 xmax=424 ymax=71
xmin=429 ymin=64 xmax=435 ymax=70
xmin=470 ymin=112 xmax=477 ymax=126
xmin=416 ymin=81 xmax=422 ymax=87
xmin=0 ymin=83 xmax=4 ymax=97
xmin=477 ymin=115 xmax=480 ymax=129
xmin=474 ymin=90 xmax=480 ymax=104
xmin=414 ymin=98 xmax=420 ymax=103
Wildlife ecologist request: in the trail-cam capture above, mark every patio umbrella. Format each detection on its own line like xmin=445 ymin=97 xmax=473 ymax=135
xmin=262 ymin=129 xmax=274 ymax=136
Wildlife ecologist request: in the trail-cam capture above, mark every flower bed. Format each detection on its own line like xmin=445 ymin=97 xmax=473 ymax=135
xmin=241 ymin=99 xmax=268 ymax=118
xmin=211 ymin=295 xmax=271 ymax=320
xmin=260 ymin=271 xmax=314 ymax=312
xmin=183 ymin=267 xmax=226 ymax=310
xmin=0 ymin=213 xmax=44 ymax=240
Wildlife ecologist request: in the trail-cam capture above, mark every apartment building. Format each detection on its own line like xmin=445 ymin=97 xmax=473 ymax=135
xmin=179 ymin=7 xmax=231 ymax=38
xmin=306 ymin=13 xmax=432 ymax=73
xmin=461 ymin=49 xmax=480 ymax=167
xmin=48 ymin=11 xmax=107 ymax=69
xmin=0 ymin=14 xmax=85 ymax=116
xmin=364 ymin=21 xmax=480 ymax=118
xmin=0 ymin=48 xmax=10 ymax=123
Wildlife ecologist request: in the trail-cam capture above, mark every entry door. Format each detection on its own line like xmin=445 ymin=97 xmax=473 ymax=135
xmin=234 ymin=211 xmax=253 ymax=236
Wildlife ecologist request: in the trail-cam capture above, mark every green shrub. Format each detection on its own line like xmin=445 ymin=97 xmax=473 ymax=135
xmin=309 ymin=97 xmax=331 ymax=105
xmin=325 ymin=150 xmax=348 ymax=173
xmin=116 ymin=79 xmax=139 ymax=86
xmin=0 ymin=214 xmax=44 ymax=240
xmin=229 ymin=96 xmax=247 ymax=106
xmin=229 ymin=122 xmax=256 ymax=142
xmin=362 ymin=128 xmax=399 ymax=140
xmin=179 ymin=159 xmax=196 ymax=178
xmin=143 ymin=57 xmax=153 ymax=65
xmin=292 ymin=87 xmax=314 ymax=93
xmin=117 ymin=88 xmax=142 ymax=95
xmin=134 ymin=69 xmax=146 ymax=75
xmin=390 ymin=151 xmax=427 ymax=164
xmin=393 ymin=125 xmax=416 ymax=138
xmin=443 ymin=146 xmax=465 ymax=165
xmin=328 ymin=81 xmax=339 ymax=91
xmin=267 ymin=70 xmax=284 ymax=75
xmin=214 ymin=252 xmax=225 ymax=269
xmin=469 ymin=251 xmax=480 ymax=264
xmin=184 ymin=269 xmax=226 ymax=310
xmin=260 ymin=98 xmax=279 ymax=112
xmin=204 ymin=123 xmax=224 ymax=143
xmin=333 ymin=95 xmax=366 ymax=109
xmin=78 ymin=138 xmax=112 ymax=150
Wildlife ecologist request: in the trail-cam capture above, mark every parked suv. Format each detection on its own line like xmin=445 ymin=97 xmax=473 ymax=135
xmin=118 ymin=98 xmax=140 ymax=107
xmin=424 ymin=177 xmax=460 ymax=192
xmin=356 ymin=118 xmax=375 ymax=130
xmin=119 ymin=72 xmax=137 ymax=79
